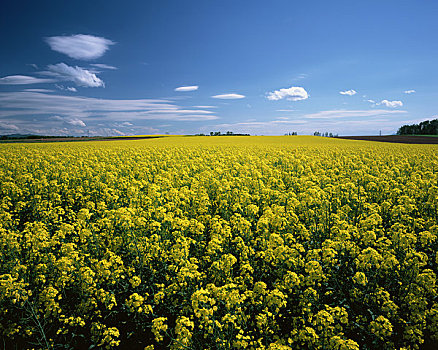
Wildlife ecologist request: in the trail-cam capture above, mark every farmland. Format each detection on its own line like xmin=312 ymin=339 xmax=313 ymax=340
xmin=1 ymin=136 xmax=437 ymax=349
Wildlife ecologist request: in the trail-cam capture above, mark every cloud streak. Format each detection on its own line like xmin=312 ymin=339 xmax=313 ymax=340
xmin=301 ymin=109 xmax=407 ymax=119
xmin=0 ymin=91 xmax=219 ymax=122
xmin=90 ymin=63 xmax=117 ymax=70
xmin=0 ymin=121 xmax=19 ymax=131
xmin=175 ymin=86 xmax=199 ymax=92
xmin=23 ymin=88 xmax=55 ymax=93
xmin=0 ymin=75 xmax=56 ymax=85
xmin=211 ymin=93 xmax=245 ymax=99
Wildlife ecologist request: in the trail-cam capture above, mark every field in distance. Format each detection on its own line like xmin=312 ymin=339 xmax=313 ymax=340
xmin=337 ymin=135 xmax=438 ymax=144
xmin=1 ymin=136 xmax=437 ymax=349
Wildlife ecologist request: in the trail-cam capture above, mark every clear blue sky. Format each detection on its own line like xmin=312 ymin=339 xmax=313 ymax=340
xmin=1 ymin=0 xmax=438 ymax=136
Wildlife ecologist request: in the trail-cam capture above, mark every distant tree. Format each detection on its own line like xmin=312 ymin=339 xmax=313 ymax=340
xmin=397 ymin=118 xmax=438 ymax=135
xmin=313 ymin=131 xmax=338 ymax=137
xmin=208 ymin=131 xmax=250 ymax=136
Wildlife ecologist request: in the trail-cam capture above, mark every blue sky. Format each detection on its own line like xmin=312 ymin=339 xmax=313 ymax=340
xmin=1 ymin=0 xmax=438 ymax=136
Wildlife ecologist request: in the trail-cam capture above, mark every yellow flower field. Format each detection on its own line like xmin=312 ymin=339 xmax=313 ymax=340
xmin=0 ymin=136 xmax=437 ymax=349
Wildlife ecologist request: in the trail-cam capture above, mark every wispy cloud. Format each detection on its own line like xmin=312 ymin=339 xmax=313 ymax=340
xmin=292 ymin=73 xmax=308 ymax=81
xmin=45 ymin=34 xmax=115 ymax=60
xmin=0 ymin=91 xmax=219 ymax=122
xmin=266 ymin=86 xmax=308 ymax=101
xmin=0 ymin=75 xmax=55 ymax=85
xmin=175 ymin=86 xmax=199 ymax=92
xmin=301 ymin=109 xmax=406 ymax=119
xmin=212 ymin=93 xmax=245 ymax=99
xmin=213 ymin=120 xmax=307 ymax=130
xmin=207 ymin=110 xmax=415 ymax=136
xmin=404 ymin=90 xmax=416 ymax=94
xmin=49 ymin=115 xmax=64 ymax=121
xmin=55 ymin=84 xmax=77 ymax=92
xmin=44 ymin=63 xmax=104 ymax=87
xmin=339 ymin=89 xmax=357 ymax=96
xmin=50 ymin=115 xmax=86 ymax=127
xmin=378 ymin=100 xmax=403 ymax=108
xmin=193 ymin=105 xmax=217 ymax=108
xmin=23 ymin=88 xmax=54 ymax=93
xmin=0 ymin=121 xmax=19 ymax=131
xmin=90 ymin=63 xmax=117 ymax=70
xmin=276 ymin=109 xmax=295 ymax=112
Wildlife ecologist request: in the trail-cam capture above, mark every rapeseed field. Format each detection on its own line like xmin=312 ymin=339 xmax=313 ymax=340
xmin=0 ymin=136 xmax=437 ymax=349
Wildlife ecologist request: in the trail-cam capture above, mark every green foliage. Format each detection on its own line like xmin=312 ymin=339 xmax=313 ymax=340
xmin=397 ymin=118 xmax=438 ymax=135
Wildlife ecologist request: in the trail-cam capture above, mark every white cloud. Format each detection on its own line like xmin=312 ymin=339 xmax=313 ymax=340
xmin=175 ymin=86 xmax=199 ymax=92
xmin=66 ymin=87 xmax=77 ymax=92
xmin=90 ymin=63 xmax=117 ymax=70
xmin=0 ymin=75 xmax=55 ymax=85
xmin=266 ymin=86 xmax=308 ymax=101
xmin=66 ymin=118 xmax=86 ymax=127
xmin=212 ymin=93 xmax=245 ymax=99
xmin=378 ymin=100 xmax=403 ymax=108
xmin=404 ymin=90 xmax=416 ymax=94
xmin=276 ymin=109 xmax=295 ymax=112
xmin=45 ymin=34 xmax=115 ymax=60
xmin=339 ymin=89 xmax=357 ymax=96
xmin=193 ymin=105 xmax=217 ymax=108
xmin=367 ymin=99 xmax=375 ymax=104
xmin=46 ymin=63 xmax=104 ymax=87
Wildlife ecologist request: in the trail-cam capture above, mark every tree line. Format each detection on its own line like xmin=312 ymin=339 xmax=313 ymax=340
xmin=194 ymin=131 xmax=251 ymax=136
xmin=397 ymin=118 xmax=438 ymax=135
